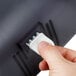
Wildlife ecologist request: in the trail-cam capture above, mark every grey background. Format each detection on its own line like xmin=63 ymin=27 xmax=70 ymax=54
xmin=0 ymin=0 xmax=76 ymax=50
xmin=0 ymin=0 xmax=76 ymax=76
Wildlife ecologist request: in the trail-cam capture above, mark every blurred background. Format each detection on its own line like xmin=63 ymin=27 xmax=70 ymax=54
xmin=0 ymin=0 xmax=76 ymax=76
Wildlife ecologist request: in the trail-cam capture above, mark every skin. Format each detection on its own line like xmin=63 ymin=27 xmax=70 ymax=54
xmin=38 ymin=41 xmax=76 ymax=76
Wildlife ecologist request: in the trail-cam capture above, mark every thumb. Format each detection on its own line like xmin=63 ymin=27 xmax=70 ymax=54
xmin=38 ymin=41 xmax=66 ymax=69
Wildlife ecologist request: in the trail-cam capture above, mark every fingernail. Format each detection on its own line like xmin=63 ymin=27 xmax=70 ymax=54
xmin=38 ymin=41 xmax=49 ymax=48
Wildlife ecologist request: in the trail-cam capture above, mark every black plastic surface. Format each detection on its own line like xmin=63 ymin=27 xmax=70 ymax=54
xmin=15 ymin=20 xmax=58 ymax=76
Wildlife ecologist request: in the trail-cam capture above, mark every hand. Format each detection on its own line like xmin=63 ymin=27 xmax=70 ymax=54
xmin=38 ymin=41 xmax=76 ymax=76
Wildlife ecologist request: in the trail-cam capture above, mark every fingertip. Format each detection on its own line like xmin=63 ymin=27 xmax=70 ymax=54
xmin=38 ymin=41 xmax=52 ymax=53
xmin=38 ymin=41 xmax=49 ymax=49
xmin=39 ymin=60 xmax=49 ymax=70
